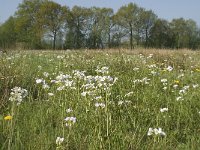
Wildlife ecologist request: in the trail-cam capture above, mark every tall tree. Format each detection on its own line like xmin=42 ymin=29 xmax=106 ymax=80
xmin=65 ymin=6 xmax=91 ymax=49
xmin=37 ymin=1 xmax=69 ymax=49
xmin=149 ymin=19 xmax=174 ymax=48
xmin=139 ymin=9 xmax=157 ymax=47
xmin=115 ymin=3 xmax=140 ymax=49
xmin=0 ymin=17 xmax=17 ymax=48
xmin=15 ymin=0 xmax=44 ymax=49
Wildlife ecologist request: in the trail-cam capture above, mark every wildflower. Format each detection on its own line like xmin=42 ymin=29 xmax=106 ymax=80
xmin=147 ymin=128 xmax=154 ymax=136
xmin=36 ymin=78 xmax=43 ymax=84
xmin=192 ymin=84 xmax=199 ymax=88
xmin=66 ymin=108 xmax=73 ymax=113
xmin=163 ymin=87 xmax=167 ymax=90
xmin=4 ymin=115 xmax=12 ymax=120
xmin=95 ymin=96 xmax=102 ymax=100
xmin=48 ymin=93 xmax=54 ymax=96
xmin=38 ymin=65 xmax=42 ymax=70
xmin=42 ymin=84 xmax=49 ymax=89
xmin=173 ymin=84 xmax=178 ymax=89
xmin=95 ymin=102 xmax=105 ymax=108
xmin=9 ymin=87 xmax=28 ymax=105
xmin=196 ymin=68 xmax=200 ymax=72
xmin=160 ymin=108 xmax=168 ymax=113
xmin=81 ymin=92 xmax=87 ymax=97
xmin=174 ymin=80 xmax=180 ymax=84
xmin=56 ymin=137 xmax=64 ymax=145
xmin=64 ymin=117 xmax=76 ymax=127
xmin=133 ymin=67 xmax=139 ymax=71
xmin=43 ymin=72 xmax=49 ymax=77
xmin=154 ymin=128 xmax=166 ymax=136
xmin=57 ymin=86 xmax=65 ymax=91
xmin=148 ymin=127 xmax=166 ymax=136
xmin=118 ymin=100 xmax=124 ymax=105
xmin=161 ymin=79 xmax=167 ymax=83
xmin=125 ymin=91 xmax=133 ymax=97
xmin=176 ymin=96 xmax=184 ymax=101
xmin=95 ymin=66 xmax=109 ymax=74
xmin=166 ymin=66 xmax=173 ymax=71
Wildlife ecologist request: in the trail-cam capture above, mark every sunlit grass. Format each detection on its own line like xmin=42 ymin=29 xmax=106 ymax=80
xmin=1 ymin=49 xmax=200 ymax=149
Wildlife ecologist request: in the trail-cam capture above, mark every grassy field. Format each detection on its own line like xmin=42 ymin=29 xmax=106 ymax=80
xmin=1 ymin=49 xmax=200 ymax=150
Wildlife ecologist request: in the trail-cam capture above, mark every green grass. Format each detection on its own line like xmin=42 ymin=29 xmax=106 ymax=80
xmin=1 ymin=49 xmax=200 ymax=150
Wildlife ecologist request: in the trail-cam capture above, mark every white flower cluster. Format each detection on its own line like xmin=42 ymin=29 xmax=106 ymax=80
xmin=64 ymin=117 xmax=76 ymax=127
xmin=160 ymin=107 xmax=168 ymax=113
xmin=56 ymin=137 xmax=64 ymax=145
xmin=133 ymin=77 xmax=150 ymax=85
xmin=165 ymin=66 xmax=173 ymax=72
xmin=147 ymin=127 xmax=166 ymax=136
xmin=95 ymin=66 xmax=109 ymax=74
xmin=81 ymin=67 xmax=117 ymax=96
xmin=95 ymin=102 xmax=105 ymax=108
xmin=161 ymin=78 xmax=168 ymax=90
xmin=9 ymin=87 xmax=28 ymax=105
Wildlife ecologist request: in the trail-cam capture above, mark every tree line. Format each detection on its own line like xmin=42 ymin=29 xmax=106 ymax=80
xmin=0 ymin=0 xmax=200 ymax=50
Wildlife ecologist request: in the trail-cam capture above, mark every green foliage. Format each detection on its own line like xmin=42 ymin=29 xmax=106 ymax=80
xmin=14 ymin=0 xmax=44 ymax=49
xmin=0 ymin=17 xmax=16 ymax=48
xmin=37 ymin=1 xmax=69 ymax=49
xmin=114 ymin=3 xmax=140 ymax=49
xmin=0 ymin=1 xmax=200 ymax=50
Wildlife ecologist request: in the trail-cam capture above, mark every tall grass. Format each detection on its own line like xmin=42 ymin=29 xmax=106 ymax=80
xmin=1 ymin=49 xmax=200 ymax=149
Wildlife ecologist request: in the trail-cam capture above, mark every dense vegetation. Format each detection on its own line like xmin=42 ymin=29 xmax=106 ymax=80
xmin=0 ymin=0 xmax=200 ymax=50
xmin=1 ymin=49 xmax=200 ymax=149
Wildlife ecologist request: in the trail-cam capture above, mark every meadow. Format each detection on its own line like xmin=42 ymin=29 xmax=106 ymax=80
xmin=1 ymin=49 xmax=200 ymax=150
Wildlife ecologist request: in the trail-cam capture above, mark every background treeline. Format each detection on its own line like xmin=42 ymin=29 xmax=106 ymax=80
xmin=0 ymin=0 xmax=200 ymax=50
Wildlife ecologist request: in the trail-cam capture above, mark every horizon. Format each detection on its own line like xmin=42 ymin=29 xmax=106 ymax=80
xmin=0 ymin=0 xmax=200 ymax=26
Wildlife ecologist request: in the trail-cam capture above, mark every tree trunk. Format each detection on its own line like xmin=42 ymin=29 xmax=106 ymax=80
xmin=108 ymin=27 xmax=111 ymax=48
xmin=145 ymin=27 xmax=148 ymax=48
xmin=53 ymin=32 xmax=56 ymax=50
xmin=130 ymin=26 xmax=133 ymax=50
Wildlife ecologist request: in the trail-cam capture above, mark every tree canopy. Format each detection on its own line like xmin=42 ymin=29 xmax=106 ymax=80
xmin=0 ymin=1 xmax=199 ymax=50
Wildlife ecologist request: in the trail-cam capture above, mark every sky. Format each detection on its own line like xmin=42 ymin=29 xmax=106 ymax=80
xmin=0 ymin=0 xmax=200 ymax=26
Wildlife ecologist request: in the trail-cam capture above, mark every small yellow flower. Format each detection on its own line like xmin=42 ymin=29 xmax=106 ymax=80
xmin=174 ymin=80 xmax=180 ymax=84
xmin=4 ymin=115 xmax=12 ymax=120
xmin=196 ymin=69 xmax=200 ymax=72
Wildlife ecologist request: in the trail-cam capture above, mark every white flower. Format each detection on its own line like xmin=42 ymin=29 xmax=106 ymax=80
xmin=173 ymin=84 xmax=178 ymax=89
xmin=48 ymin=93 xmax=54 ymax=96
xmin=9 ymin=87 xmax=28 ymax=105
xmin=118 ymin=100 xmax=124 ymax=105
xmin=148 ymin=128 xmax=166 ymax=136
xmin=95 ymin=96 xmax=102 ymax=100
xmin=38 ymin=65 xmax=42 ymax=70
xmin=42 ymin=84 xmax=49 ymax=89
xmin=161 ymin=79 xmax=167 ymax=83
xmin=36 ymin=78 xmax=43 ymax=84
xmin=147 ymin=128 xmax=154 ymax=136
xmin=192 ymin=84 xmax=199 ymax=88
xmin=176 ymin=96 xmax=184 ymax=101
xmin=95 ymin=102 xmax=105 ymax=108
xmin=43 ymin=72 xmax=49 ymax=77
xmin=56 ymin=137 xmax=64 ymax=145
xmin=57 ymin=86 xmax=65 ymax=91
xmin=66 ymin=108 xmax=73 ymax=113
xmin=160 ymin=108 xmax=168 ymax=113
xmin=163 ymin=87 xmax=167 ymax=90
xmin=81 ymin=92 xmax=87 ymax=97
xmin=65 ymin=117 xmax=76 ymax=127
xmin=133 ymin=67 xmax=139 ymax=71
xmin=154 ymin=128 xmax=166 ymax=136
xmin=125 ymin=92 xmax=133 ymax=97
xmin=166 ymin=66 xmax=173 ymax=71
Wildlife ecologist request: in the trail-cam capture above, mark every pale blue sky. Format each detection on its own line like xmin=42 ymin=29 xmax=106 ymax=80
xmin=0 ymin=0 xmax=200 ymax=26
